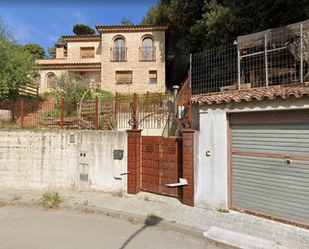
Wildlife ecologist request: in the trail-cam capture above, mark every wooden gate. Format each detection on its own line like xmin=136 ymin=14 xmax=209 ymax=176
xmin=141 ymin=136 xmax=182 ymax=197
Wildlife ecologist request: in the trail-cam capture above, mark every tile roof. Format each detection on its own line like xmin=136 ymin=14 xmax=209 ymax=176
xmin=62 ymin=35 xmax=100 ymax=41
xmin=191 ymin=84 xmax=309 ymax=105
xmin=37 ymin=62 xmax=101 ymax=70
xmin=96 ymin=24 xmax=168 ymax=33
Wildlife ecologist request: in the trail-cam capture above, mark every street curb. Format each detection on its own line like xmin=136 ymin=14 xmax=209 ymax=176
xmin=1 ymin=198 xmax=240 ymax=249
xmin=60 ymin=203 xmax=241 ymax=249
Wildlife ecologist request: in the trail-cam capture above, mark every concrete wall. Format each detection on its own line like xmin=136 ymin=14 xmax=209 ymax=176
xmin=0 ymin=110 xmax=11 ymax=122
xmin=194 ymin=96 xmax=309 ymax=210
xmin=0 ymin=130 xmax=128 ymax=193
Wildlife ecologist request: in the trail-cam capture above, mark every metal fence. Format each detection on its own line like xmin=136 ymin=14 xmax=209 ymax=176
xmin=191 ymin=19 xmax=309 ymax=95
xmin=79 ymin=93 xmax=174 ymax=130
xmin=0 ymin=92 xmax=175 ymax=130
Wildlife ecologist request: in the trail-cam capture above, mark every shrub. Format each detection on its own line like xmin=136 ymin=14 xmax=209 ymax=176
xmin=41 ymin=192 xmax=62 ymax=208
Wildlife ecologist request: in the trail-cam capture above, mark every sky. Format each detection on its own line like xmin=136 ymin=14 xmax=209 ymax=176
xmin=0 ymin=0 xmax=159 ymax=55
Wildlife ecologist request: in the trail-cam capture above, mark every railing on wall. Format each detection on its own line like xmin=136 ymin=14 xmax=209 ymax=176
xmin=110 ymin=47 xmax=127 ymax=62
xmin=176 ymin=71 xmax=192 ymax=129
xmin=0 ymin=92 xmax=175 ymax=130
xmin=191 ymin=19 xmax=309 ymax=95
xmin=139 ymin=46 xmax=156 ymax=61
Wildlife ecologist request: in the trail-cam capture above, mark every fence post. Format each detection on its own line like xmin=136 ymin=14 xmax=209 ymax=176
xmin=60 ymin=98 xmax=64 ymax=129
xmin=181 ymin=129 xmax=195 ymax=206
xmin=115 ymin=92 xmax=118 ymax=113
xmin=300 ymin=23 xmax=304 ymax=83
xmin=264 ymin=34 xmax=269 ymax=87
xmin=132 ymin=93 xmax=137 ymax=129
xmin=95 ymin=96 xmax=99 ymax=130
xmin=20 ymin=98 xmax=24 ymax=129
xmin=189 ymin=54 xmax=192 ymax=88
xmin=146 ymin=91 xmax=149 ymax=112
xmin=188 ymin=71 xmax=192 ymax=127
xmin=115 ymin=92 xmax=118 ymax=130
xmin=126 ymin=129 xmax=142 ymax=194
xmin=237 ymin=49 xmax=241 ymax=90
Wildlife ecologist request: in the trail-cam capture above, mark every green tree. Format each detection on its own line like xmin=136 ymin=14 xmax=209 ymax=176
xmin=121 ymin=17 xmax=134 ymax=25
xmin=24 ymin=43 xmax=46 ymax=59
xmin=141 ymin=0 xmax=204 ymax=88
xmin=142 ymin=0 xmax=309 ymax=88
xmin=52 ymin=72 xmax=92 ymax=116
xmin=191 ymin=2 xmax=237 ymax=48
xmin=73 ymin=23 xmax=95 ymax=35
xmin=196 ymin=0 xmax=309 ymax=48
xmin=0 ymin=17 xmax=37 ymax=100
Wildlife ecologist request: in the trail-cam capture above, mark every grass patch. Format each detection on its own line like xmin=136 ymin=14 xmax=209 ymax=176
xmin=147 ymin=212 xmax=157 ymax=220
xmin=217 ymin=209 xmax=229 ymax=213
xmin=41 ymin=191 xmax=62 ymax=209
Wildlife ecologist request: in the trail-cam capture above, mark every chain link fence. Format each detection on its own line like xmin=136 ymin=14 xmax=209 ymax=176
xmin=191 ymin=19 xmax=309 ymax=95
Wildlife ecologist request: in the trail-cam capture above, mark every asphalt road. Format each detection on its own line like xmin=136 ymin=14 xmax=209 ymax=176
xmin=0 ymin=204 xmax=226 ymax=249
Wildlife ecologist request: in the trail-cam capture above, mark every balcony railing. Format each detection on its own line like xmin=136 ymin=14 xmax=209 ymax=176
xmin=110 ymin=47 xmax=127 ymax=62
xmin=139 ymin=46 xmax=156 ymax=61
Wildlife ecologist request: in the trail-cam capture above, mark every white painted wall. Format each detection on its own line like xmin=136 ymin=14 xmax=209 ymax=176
xmin=194 ymin=109 xmax=228 ymax=210
xmin=0 ymin=130 xmax=128 ymax=193
xmin=0 ymin=110 xmax=11 ymax=121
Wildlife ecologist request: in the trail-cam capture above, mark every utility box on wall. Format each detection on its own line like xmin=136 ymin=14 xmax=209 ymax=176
xmin=79 ymin=163 xmax=89 ymax=182
xmin=79 ymin=151 xmax=88 ymax=164
xmin=113 ymin=150 xmax=124 ymax=160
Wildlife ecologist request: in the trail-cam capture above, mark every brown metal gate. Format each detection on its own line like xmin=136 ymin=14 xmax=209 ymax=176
xmin=141 ymin=136 xmax=182 ymax=197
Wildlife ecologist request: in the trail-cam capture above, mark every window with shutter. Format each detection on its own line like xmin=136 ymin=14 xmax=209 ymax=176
xmin=141 ymin=37 xmax=155 ymax=61
xmin=114 ymin=38 xmax=126 ymax=61
xmin=149 ymin=70 xmax=157 ymax=83
xmin=116 ymin=71 xmax=132 ymax=84
xmin=47 ymin=73 xmax=56 ymax=88
xmin=33 ymin=75 xmax=41 ymax=86
xmin=80 ymin=47 xmax=95 ymax=58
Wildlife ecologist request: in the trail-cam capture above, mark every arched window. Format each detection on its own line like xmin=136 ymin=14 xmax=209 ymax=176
xmin=33 ymin=75 xmax=41 ymax=86
xmin=142 ymin=37 xmax=154 ymax=61
xmin=47 ymin=73 xmax=56 ymax=89
xmin=114 ymin=38 xmax=126 ymax=61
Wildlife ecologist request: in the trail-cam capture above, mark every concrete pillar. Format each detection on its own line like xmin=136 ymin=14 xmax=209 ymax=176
xmin=182 ymin=129 xmax=195 ymax=206
xmin=127 ymin=129 xmax=142 ymax=194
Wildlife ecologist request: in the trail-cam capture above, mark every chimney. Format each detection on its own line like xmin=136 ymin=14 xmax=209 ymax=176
xmin=55 ymin=43 xmax=65 ymax=59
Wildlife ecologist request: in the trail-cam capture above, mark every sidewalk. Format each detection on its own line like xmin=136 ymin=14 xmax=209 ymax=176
xmin=1 ymin=188 xmax=309 ymax=249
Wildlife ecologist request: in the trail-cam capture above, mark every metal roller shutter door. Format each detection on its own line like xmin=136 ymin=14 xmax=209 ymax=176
xmin=231 ymin=123 xmax=309 ymax=224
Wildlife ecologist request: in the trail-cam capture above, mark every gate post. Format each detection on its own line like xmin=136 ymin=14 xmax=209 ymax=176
xmin=181 ymin=129 xmax=195 ymax=206
xmin=126 ymin=129 xmax=142 ymax=194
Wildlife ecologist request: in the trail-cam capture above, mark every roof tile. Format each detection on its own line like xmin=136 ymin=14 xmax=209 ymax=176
xmin=191 ymin=84 xmax=309 ymax=105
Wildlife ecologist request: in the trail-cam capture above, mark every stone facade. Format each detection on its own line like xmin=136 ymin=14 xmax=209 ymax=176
xmin=36 ymin=25 xmax=167 ymax=95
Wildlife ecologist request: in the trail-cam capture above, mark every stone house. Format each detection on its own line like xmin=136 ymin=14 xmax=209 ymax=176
xmin=35 ymin=24 xmax=168 ymax=94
